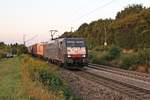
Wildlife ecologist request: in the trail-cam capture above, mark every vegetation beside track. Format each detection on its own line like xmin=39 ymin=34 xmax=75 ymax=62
xmin=0 ymin=42 xmax=27 ymax=60
xmin=0 ymin=55 xmax=74 ymax=100
xmin=89 ymin=46 xmax=150 ymax=73
xmin=0 ymin=57 xmax=27 ymax=99
xmin=20 ymin=55 xmax=74 ymax=100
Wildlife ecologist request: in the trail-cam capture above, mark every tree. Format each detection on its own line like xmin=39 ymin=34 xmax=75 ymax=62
xmin=116 ymin=4 xmax=144 ymax=19
xmin=60 ymin=4 xmax=150 ymax=49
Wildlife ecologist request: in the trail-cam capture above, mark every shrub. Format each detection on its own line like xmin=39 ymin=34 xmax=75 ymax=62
xmin=100 ymin=46 xmax=121 ymax=62
xmin=49 ymin=74 xmax=62 ymax=91
xmin=121 ymin=54 xmax=139 ymax=70
xmin=91 ymin=54 xmax=98 ymax=63
xmin=88 ymin=51 xmax=95 ymax=61
xmin=107 ymin=46 xmax=121 ymax=60
xmin=137 ymin=48 xmax=150 ymax=67
xmin=89 ymin=51 xmax=101 ymax=63
xmin=89 ymin=51 xmax=108 ymax=65
xmin=60 ymin=87 xmax=74 ymax=100
xmin=0 ymin=51 xmax=6 ymax=59
xmin=38 ymin=70 xmax=50 ymax=85
xmin=37 ymin=70 xmax=73 ymax=100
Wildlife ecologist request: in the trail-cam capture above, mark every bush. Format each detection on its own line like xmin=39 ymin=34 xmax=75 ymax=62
xmin=37 ymin=70 xmax=73 ymax=100
xmin=88 ymin=51 xmax=95 ymax=61
xmin=120 ymin=48 xmax=150 ymax=70
xmin=100 ymin=46 xmax=121 ymax=61
xmin=0 ymin=51 xmax=6 ymax=59
xmin=88 ymin=51 xmax=108 ymax=65
xmin=107 ymin=46 xmax=121 ymax=60
xmin=121 ymin=54 xmax=139 ymax=70
xmin=89 ymin=51 xmax=101 ymax=63
xmin=90 ymin=46 xmax=121 ymax=65
xmin=91 ymin=55 xmax=98 ymax=63
xmin=49 ymin=74 xmax=62 ymax=91
xmin=138 ymin=48 xmax=150 ymax=67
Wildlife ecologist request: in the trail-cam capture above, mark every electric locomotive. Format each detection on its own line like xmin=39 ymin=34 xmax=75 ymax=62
xmin=28 ymin=38 xmax=88 ymax=68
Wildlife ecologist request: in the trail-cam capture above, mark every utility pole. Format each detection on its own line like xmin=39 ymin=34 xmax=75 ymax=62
xmin=49 ymin=30 xmax=58 ymax=40
xmin=104 ymin=27 xmax=107 ymax=46
xmin=71 ymin=27 xmax=74 ymax=32
xmin=23 ymin=34 xmax=26 ymax=46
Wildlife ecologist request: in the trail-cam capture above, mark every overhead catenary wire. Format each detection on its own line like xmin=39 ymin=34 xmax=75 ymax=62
xmin=23 ymin=34 xmax=38 ymax=46
xmin=72 ymin=0 xmax=116 ymax=23
xmin=25 ymin=35 xmax=38 ymax=43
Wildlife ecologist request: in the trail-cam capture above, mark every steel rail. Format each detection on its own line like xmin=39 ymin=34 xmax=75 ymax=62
xmin=88 ymin=63 xmax=150 ymax=82
xmin=73 ymin=68 xmax=150 ymax=100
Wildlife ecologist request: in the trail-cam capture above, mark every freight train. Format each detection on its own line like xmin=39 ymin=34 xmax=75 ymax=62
xmin=28 ymin=38 xmax=88 ymax=68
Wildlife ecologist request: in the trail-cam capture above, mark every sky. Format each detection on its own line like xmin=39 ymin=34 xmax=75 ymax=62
xmin=0 ymin=0 xmax=150 ymax=45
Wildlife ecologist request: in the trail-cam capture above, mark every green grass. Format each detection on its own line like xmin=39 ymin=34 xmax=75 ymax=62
xmin=0 ymin=55 xmax=74 ymax=100
xmin=0 ymin=57 xmax=28 ymax=99
xmin=21 ymin=55 xmax=74 ymax=100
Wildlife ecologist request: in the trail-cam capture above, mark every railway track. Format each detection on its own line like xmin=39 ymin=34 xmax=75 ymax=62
xmin=88 ymin=63 xmax=150 ymax=82
xmin=71 ymin=64 xmax=150 ymax=100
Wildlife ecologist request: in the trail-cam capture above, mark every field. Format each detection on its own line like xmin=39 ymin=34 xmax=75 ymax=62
xmin=0 ymin=56 xmax=73 ymax=100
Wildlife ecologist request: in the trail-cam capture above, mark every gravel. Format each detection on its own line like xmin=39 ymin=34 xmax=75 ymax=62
xmin=59 ymin=68 xmax=138 ymax=100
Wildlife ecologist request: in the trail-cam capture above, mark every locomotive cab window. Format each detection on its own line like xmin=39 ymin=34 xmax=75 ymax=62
xmin=76 ymin=41 xmax=85 ymax=47
xmin=66 ymin=40 xmax=85 ymax=47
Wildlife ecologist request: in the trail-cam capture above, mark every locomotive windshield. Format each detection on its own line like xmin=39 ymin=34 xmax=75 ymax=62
xmin=66 ymin=40 xmax=85 ymax=47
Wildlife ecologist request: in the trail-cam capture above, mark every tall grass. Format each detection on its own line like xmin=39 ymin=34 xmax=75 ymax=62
xmin=20 ymin=55 xmax=74 ymax=100
xmin=0 ymin=57 xmax=28 ymax=99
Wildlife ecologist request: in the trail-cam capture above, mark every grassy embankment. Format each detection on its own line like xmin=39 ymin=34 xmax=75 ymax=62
xmin=0 ymin=55 xmax=74 ymax=100
xmin=89 ymin=46 xmax=150 ymax=73
xmin=20 ymin=55 xmax=74 ymax=100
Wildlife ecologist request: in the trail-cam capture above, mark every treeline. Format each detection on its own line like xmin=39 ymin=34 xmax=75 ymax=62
xmin=61 ymin=4 xmax=150 ymax=50
xmin=0 ymin=42 xmax=27 ymax=59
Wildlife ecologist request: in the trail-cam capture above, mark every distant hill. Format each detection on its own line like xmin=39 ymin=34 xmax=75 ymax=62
xmin=61 ymin=4 xmax=150 ymax=49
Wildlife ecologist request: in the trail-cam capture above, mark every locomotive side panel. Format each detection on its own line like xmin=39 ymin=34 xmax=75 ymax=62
xmin=57 ymin=39 xmax=67 ymax=63
xmin=44 ymin=41 xmax=59 ymax=61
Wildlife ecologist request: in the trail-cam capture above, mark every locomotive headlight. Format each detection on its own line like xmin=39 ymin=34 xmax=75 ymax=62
xmin=68 ymin=55 xmax=71 ymax=57
xmin=82 ymin=54 xmax=86 ymax=57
